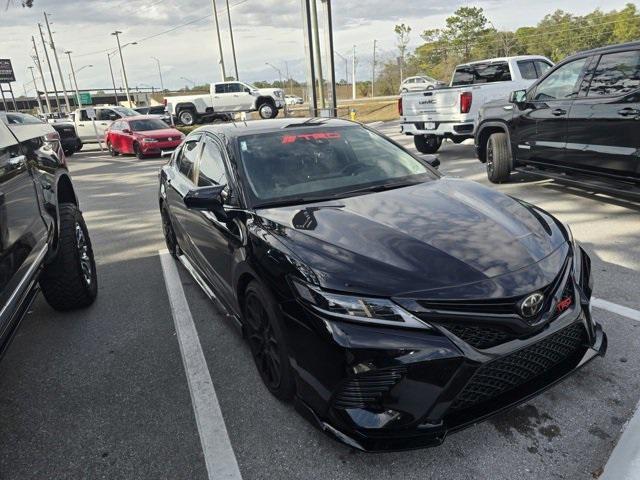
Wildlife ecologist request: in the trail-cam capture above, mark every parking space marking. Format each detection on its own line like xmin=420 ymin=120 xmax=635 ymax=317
xmin=159 ymin=250 xmax=243 ymax=480
xmin=592 ymin=297 xmax=640 ymax=322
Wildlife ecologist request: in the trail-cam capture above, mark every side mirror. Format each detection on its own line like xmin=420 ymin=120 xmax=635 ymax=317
xmin=427 ymin=156 xmax=440 ymax=169
xmin=244 ymin=87 xmax=251 ymax=93
xmin=122 ymin=128 xmax=132 ymax=134
xmin=509 ymin=89 xmax=527 ymax=105
xmin=183 ymin=185 xmax=229 ymax=221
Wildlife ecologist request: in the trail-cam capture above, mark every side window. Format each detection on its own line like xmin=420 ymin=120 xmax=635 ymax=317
xmin=228 ymin=83 xmax=242 ymax=93
xmin=532 ymin=57 xmax=588 ymax=101
xmin=535 ymin=61 xmax=552 ymax=77
xmin=111 ymin=121 xmax=121 ymax=131
xmin=198 ymin=139 xmax=228 ymax=187
xmin=588 ymin=50 xmax=640 ymax=97
xmin=79 ymin=110 xmax=89 ymax=121
xmin=177 ymin=138 xmax=201 ymax=182
xmin=215 ymin=84 xmax=227 ymax=94
xmin=518 ymin=61 xmax=538 ymax=80
xmin=97 ymin=109 xmax=116 ymax=121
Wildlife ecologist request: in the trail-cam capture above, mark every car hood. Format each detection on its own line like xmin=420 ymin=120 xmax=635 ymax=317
xmin=257 ymin=87 xmax=284 ymax=99
xmin=257 ymin=178 xmax=568 ymax=298
xmin=135 ymin=128 xmax=182 ymax=138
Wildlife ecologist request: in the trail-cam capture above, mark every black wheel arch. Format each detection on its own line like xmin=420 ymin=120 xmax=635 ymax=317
xmin=476 ymin=121 xmax=513 ymax=163
xmin=45 ymin=172 xmax=80 ymax=262
xmin=256 ymin=96 xmax=276 ymax=109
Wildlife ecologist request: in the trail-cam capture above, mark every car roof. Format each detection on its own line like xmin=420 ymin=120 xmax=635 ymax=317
xmin=459 ymin=55 xmax=550 ymax=67
xmin=190 ymin=117 xmax=357 ymax=139
xmin=122 ymin=115 xmax=168 ymax=121
xmin=565 ymin=40 xmax=640 ymax=60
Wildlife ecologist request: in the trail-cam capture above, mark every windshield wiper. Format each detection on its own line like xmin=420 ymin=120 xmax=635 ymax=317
xmin=339 ymin=180 xmax=422 ymax=197
xmin=254 ymin=195 xmax=340 ymax=209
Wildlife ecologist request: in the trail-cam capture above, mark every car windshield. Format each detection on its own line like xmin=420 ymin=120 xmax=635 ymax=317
xmin=3 ymin=113 xmax=42 ymax=124
xmin=129 ymin=119 xmax=169 ymax=131
xmin=114 ymin=107 xmax=139 ymax=117
xmin=238 ymin=125 xmax=435 ymax=207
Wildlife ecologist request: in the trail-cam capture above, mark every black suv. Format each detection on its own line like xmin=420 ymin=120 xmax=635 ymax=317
xmin=0 ymin=117 xmax=97 ymax=358
xmin=475 ymin=41 xmax=640 ymax=194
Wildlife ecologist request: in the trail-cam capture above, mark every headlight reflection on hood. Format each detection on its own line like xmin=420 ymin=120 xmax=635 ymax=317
xmin=290 ymin=278 xmax=432 ymax=329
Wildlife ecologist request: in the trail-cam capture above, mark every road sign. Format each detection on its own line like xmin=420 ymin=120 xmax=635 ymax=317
xmin=79 ymin=92 xmax=92 ymax=105
xmin=86 ymin=107 xmax=96 ymax=119
xmin=0 ymin=59 xmax=15 ymax=83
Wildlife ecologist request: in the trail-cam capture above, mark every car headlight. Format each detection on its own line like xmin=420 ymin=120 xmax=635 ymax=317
xmin=290 ymin=278 xmax=431 ymax=329
xmin=142 ymin=137 xmax=159 ymax=143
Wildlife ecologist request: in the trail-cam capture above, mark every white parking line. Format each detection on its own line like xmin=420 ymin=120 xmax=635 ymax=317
xmin=592 ymin=297 xmax=640 ymax=322
xmin=159 ymin=250 xmax=243 ymax=480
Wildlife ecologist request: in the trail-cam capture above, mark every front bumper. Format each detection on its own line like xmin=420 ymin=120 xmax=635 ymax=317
xmin=281 ymin=293 xmax=606 ymax=452
xmin=140 ymin=140 xmax=182 ymax=154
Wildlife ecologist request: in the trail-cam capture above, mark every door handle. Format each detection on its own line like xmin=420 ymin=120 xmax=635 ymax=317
xmin=551 ymin=108 xmax=567 ymax=116
xmin=618 ymin=107 xmax=640 ymax=117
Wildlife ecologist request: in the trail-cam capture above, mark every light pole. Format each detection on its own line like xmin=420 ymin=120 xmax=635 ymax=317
xmin=151 ymin=56 xmax=164 ymax=91
xmin=210 ymin=0 xmax=226 ymax=81
xmin=225 ymin=0 xmax=239 ymax=80
xmin=107 ymin=42 xmax=136 ymax=106
xmin=336 ymin=51 xmax=348 ymax=96
xmin=111 ymin=31 xmax=132 ymax=106
xmin=44 ymin=12 xmax=71 ymax=113
xmin=266 ymin=62 xmax=287 ymax=115
xmin=28 ymin=66 xmax=43 ymax=113
xmin=38 ymin=23 xmax=60 ymax=112
xmin=31 ymin=38 xmax=52 ymax=114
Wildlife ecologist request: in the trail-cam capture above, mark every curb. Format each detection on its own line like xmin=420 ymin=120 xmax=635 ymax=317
xmin=600 ymin=399 xmax=640 ymax=480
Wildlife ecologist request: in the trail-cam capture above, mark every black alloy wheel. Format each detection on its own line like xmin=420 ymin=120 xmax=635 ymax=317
xmin=243 ymin=281 xmax=295 ymax=400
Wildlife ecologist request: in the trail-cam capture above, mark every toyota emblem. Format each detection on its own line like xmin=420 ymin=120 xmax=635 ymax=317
xmin=519 ymin=292 xmax=545 ymax=318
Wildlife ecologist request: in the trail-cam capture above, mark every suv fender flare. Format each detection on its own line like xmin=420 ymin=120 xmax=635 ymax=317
xmin=476 ymin=121 xmax=513 ymax=163
xmin=46 ymin=172 xmax=79 ymax=262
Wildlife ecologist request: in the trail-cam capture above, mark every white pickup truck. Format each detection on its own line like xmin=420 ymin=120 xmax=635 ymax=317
xmin=399 ymin=55 xmax=553 ymax=153
xmin=70 ymin=106 xmax=139 ymax=143
xmin=165 ymin=81 xmax=285 ymax=125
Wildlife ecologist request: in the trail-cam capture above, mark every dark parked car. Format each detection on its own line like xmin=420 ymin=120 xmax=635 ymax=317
xmin=50 ymin=122 xmax=82 ymax=156
xmin=159 ymin=118 xmax=606 ymax=451
xmin=475 ymin=41 xmax=640 ymax=194
xmin=1 ymin=112 xmax=67 ymax=160
xmin=0 ymin=115 xmax=97 ymax=358
xmin=134 ymin=105 xmax=172 ymax=125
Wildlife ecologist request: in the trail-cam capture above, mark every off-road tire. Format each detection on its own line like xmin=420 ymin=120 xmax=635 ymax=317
xmin=486 ymin=132 xmax=512 ymax=183
xmin=40 ymin=203 xmax=98 ymax=311
xmin=414 ymin=134 xmax=442 ymax=154
xmin=243 ymin=281 xmax=295 ymax=401
xmin=178 ymin=109 xmax=196 ymax=126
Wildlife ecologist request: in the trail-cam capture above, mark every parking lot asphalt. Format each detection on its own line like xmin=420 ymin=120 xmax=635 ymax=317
xmin=1 ymin=121 xmax=639 ymax=480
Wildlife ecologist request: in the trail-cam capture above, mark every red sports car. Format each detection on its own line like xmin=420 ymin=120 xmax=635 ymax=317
xmin=105 ymin=116 xmax=184 ymax=159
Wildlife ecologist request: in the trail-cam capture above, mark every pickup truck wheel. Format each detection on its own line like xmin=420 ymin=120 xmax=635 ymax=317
xmin=486 ymin=132 xmax=512 ymax=183
xmin=40 ymin=203 xmax=98 ymax=311
xmin=414 ymin=135 xmax=442 ymax=154
xmin=178 ymin=109 xmax=196 ymax=126
xmin=258 ymin=103 xmax=275 ymax=119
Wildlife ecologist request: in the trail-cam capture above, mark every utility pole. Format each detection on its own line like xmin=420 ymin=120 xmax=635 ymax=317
xmin=32 ymin=36 xmax=52 ymax=114
xmin=285 ymin=61 xmax=292 ymax=95
xmin=211 ymin=0 xmax=226 ymax=81
xmin=65 ymin=51 xmax=81 ymax=107
xmin=309 ymin=0 xmax=324 ymax=109
xmin=28 ymin=66 xmax=43 ymax=113
xmin=44 ymin=12 xmax=71 ymax=112
xmin=352 ymin=45 xmax=356 ymax=100
xmin=107 ymin=53 xmax=119 ymax=105
xmin=372 ymin=39 xmax=377 ymax=98
xmin=151 ymin=56 xmax=164 ymax=91
xmin=38 ymin=23 xmax=60 ymax=112
xmin=225 ymin=0 xmax=239 ymax=80
xmin=111 ymin=31 xmax=132 ymax=106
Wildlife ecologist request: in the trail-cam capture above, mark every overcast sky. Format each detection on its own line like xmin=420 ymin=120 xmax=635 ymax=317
xmin=0 ymin=0 xmax=634 ymax=95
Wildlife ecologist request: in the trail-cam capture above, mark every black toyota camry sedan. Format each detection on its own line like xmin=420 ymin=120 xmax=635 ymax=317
xmin=158 ymin=118 xmax=606 ymax=451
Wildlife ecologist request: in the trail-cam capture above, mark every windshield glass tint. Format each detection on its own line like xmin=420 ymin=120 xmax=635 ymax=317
xmin=238 ymin=126 xmax=433 ymax=204
xmin=114 ymin=107 xmax=139 ymax=117
xmin=129 ymin=119 xmax=169 ymax=131
xmin=452 ymin=62 xmax=512 ymax=86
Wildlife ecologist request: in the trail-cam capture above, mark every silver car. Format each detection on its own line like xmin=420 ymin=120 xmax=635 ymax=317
xmin=399 ymin=75 xmax=443 ymax=93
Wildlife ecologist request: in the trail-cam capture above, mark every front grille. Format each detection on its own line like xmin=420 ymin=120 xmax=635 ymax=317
xmin=449 ymin=322 xmax=587 ymax=412
xmin=418 ymin=298 xmax=517 ymax=315
xmin=333 ymin=366 xmax=406 ymax=409
xmin=443 ymin=323 xmax=519 ymax=349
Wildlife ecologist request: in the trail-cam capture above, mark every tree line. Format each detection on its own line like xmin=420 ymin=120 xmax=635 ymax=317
xmin=375 ymin=3 xmax=640 ymax=95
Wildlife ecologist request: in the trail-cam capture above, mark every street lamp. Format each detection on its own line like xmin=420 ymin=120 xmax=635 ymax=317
xmin=265 ymin=62 xmax=283 ymax=88
xmin=107 ymin=42 xmax=136 ymax=106
xmin=111 ymin=31 xmax=132 ymax=106
xmin=335 ymin=52 xmax=349 ymax=87
xmin=151 ymin=56 xmax=164 ymax=91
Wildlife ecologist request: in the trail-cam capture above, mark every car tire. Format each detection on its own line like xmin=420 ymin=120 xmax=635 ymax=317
xmin=258 ymin=102 xmax=275 ymax=120
xmin=40 ymin=203 xmax=98 ymax=311
xmin=178 ymin=109 xmax=196 ymax=126
xmin=133 ymin=142 xmax=145 ymax=160
xmin=486 ymin=132 xmax=512 ymax=183
xmin=414 ymin=134 xmax=442 ymax=154
xmin=243 ymin=280 xmax=295 ymax=401
xmin=161 ymin=202 xmax=180 ymax=257
xmin=64 ymin=149 xmax=74 ymax=157
xmin=107 ymin=141 xmax=118 ymax=157
xmin=77 ymin=141 xmax=83 ymax=152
